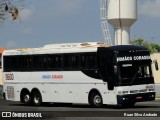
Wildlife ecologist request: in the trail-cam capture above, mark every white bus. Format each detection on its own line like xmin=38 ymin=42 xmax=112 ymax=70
xmin=2 ymin=42 xmax=156 ymax=107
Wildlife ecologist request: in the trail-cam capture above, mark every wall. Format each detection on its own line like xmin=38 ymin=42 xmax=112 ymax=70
xmin=151 ymin=53 xmax=160 ymax=97
xmin=151 ymin=53 xmax=160 ymax=84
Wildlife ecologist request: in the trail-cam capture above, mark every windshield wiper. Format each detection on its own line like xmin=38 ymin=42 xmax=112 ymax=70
xmin=130 ymin=71 xmax=139 ymax=85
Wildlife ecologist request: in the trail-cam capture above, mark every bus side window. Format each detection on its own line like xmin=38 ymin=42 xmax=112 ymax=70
xmin=64 ymin=55 xmax=71 ymax=68
xmin=71 ymin=56 xmax=79 ymax=67
xmin=47 ymin=55 xmax=54 ymax=69
xmin=81 ymin=54 xmax=96 ymax=69
xmin=64 ymin=54 xmax=80 ymax=69
xmin=33 ymin=55 xmax=41 ymax=70
xmin=88 ymin=55 xmax=97 ymax=68
xmin=26 ymin=56 xmax=32 ymax=70
xmin=53 ymin=55 xmax=62 ymax=68
xmin=4 ymin=56 xmax=10 ymax=72
xmin=19 ymin=56 xmax=25 ymax=71
xmin=81 ymin=55 xmax=86 ymax=68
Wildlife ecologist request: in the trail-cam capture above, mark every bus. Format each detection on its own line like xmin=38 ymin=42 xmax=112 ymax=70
xmin=2 ymin=42 xmax=156 ymax=107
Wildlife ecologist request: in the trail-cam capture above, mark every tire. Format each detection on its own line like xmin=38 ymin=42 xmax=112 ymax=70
xmin=32 ymin=91 xmax=42 ymax=106
xmin=89 ymin=92 xmax=103 ymax=107
xmin=21 ymin=92 xmax=31 ymax=105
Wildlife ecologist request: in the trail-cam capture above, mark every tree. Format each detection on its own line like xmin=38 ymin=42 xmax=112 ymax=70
xmin=0 ymin=0 xmax=26 ymax=22
xmin=130 ymin=38 xmax=160 ymax=53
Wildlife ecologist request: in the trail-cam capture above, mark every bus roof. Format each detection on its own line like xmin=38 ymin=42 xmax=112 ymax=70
xmin=109 ymin=45 xmax=148 ymax=51
xmin=3 ymin=42 xmax=110 ymax=55
xmin=98 ymin=45 xmax=149 ymax=53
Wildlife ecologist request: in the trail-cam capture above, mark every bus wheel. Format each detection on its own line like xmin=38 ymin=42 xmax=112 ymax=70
xmin=89 ymin=93 xmax=103 ymax=107
xmin=21 ymin=92 xmax=31 ymax=105
xmin=32 ymin=91 xmax=42 ymax=106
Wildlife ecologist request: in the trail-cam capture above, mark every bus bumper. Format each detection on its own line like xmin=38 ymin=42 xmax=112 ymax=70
xmin=117 ymin=92 xmax=155 ymax=105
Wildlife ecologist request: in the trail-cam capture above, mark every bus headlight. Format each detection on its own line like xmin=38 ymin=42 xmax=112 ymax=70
xmin=146 ymin=85 xmax=154 ymax=89
xmin=146 ymin=85 xmax=155 ymax=91
xmin=148 ymin=89 xmax=155 ymax=92
xmin=118 ymin=91 xmax=129 ymax=95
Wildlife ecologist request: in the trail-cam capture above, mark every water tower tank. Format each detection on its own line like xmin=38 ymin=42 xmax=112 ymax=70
xmin=107 ymin=0 xmax=137 ymax=45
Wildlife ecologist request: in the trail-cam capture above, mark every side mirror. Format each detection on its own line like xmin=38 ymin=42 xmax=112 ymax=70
xmin=153 ymin=60 xmax=159 ymax=71
xmin=155 ymin=60 xmax=159 ymax=71
xmin=114 ymin=65 xmax=118 ymax=76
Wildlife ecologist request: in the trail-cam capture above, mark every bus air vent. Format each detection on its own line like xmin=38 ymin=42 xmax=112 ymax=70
xmin=7 ymin=86 xmax=15 ymax=100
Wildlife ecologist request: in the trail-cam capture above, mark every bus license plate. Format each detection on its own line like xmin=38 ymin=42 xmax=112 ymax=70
xmin=136 ymin=96 xmax=142 ymax=100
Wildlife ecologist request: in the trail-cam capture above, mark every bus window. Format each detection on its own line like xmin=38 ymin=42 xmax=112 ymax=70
xmin=136 ymin=65 xmax=151 ymax=78
xmin=88 ymin=55 xmax=97 ymax=68
xmin=81 ymin=55 xmax=87 ymax=67
xmin=54 ymin=55 xmax=62 ymax=68
xmin=120 ymin=64 xmax=133 ymax=79
xmin=120 ymin=63 xmax=152 ymax=79
xmin=71 ymin=56 xmax=79 ymax=67
xmin=80 ymin=54 xmax=97 ymax=68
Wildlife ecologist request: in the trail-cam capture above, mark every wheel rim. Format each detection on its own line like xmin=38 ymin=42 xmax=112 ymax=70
xmin=24 ymin=94 xmax=30 ymax=103
xmin=93 ymin=95 xmax=101 ymax=105
xmin=34 ymin=95 xmax=40 ymax=104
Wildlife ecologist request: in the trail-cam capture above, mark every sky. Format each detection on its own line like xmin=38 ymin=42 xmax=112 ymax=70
xmin=0 ymin=0 xmax=160 ymax=49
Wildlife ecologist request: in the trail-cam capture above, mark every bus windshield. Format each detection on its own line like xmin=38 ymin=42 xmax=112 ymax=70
xmin=117 ymin=62 xmax=153 ymax=85
xmin=120 ymin=63 xmax=152 ymax=79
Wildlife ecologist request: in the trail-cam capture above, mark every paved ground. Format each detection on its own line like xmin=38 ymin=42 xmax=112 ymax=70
xmin=155 ymin=84 xmax=160 ymax=97
xmin=0 ymin=86 xmax=3 ymax=96
xmin=0 ymin=84 xmax=160 ymax=120
xmin=0 ymin=98 xmax=160 ymax=120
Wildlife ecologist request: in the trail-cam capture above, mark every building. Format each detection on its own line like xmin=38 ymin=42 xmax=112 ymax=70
xmin=151 ymin=53 xmax=160 ymax=97
xmin=151 ymin=53 xmax=160 ymax=84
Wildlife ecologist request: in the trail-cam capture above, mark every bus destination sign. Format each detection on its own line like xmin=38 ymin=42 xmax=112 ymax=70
xmin=117 ymin=55 xmax=151 ymax=62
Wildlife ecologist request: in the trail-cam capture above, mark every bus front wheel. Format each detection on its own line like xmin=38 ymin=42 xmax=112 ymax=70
xmin=32 ymin=91 xmax=42 ymax=106
xmin=89 ymin=92 xmax=103 ymax=107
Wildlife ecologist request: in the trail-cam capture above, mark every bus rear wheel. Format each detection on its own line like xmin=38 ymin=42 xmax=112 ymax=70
xmin=21 ymin=92 xmax=31 ymax=105
xmin=89 ymin=92 xmax=103 ymax=107
xmin=32 ymin=91 xmax=42 ymax=106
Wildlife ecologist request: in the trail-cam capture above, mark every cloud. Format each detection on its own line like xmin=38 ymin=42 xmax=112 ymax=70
xmin=139 ymin=0 xmax=160 ymax=18
xmin=20 ymin=8 xmax=33 ymax=21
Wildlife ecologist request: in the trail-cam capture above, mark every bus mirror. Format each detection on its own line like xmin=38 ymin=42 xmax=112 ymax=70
xmin=114 ymin=65 xmax=118 ymax=75
xmin=155 ymin=60 xmax=159 ymax=71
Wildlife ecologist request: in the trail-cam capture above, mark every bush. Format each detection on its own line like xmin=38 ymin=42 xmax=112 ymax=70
xmin=130 ymin=38 xmax=160 ymax=53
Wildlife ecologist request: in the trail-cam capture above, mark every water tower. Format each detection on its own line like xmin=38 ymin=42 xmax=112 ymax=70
xmin=107 ymin=0 xmax=137 ymax=45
